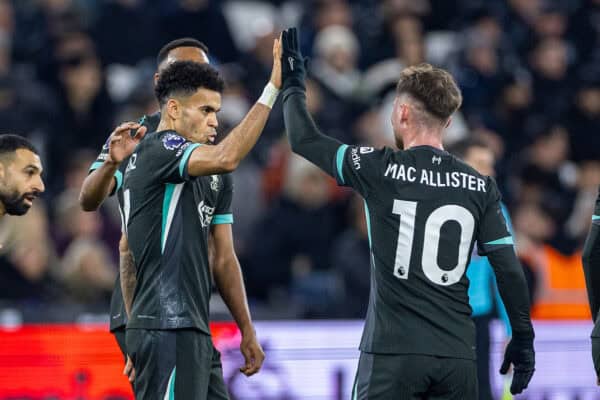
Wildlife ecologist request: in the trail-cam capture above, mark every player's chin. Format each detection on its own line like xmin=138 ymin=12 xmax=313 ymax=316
xmin=7 ymin=200 xmax=32 ymax=216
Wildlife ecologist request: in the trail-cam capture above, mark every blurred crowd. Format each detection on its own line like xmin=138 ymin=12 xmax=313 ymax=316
xmin=0 ymin=0 xmax=599 ymax=322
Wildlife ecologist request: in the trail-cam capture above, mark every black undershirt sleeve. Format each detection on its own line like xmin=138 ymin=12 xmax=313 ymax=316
xmin=282 ymin=87 xmax=344 ymax=176
xmin=487 ymin=246 xmax=534 ymax=339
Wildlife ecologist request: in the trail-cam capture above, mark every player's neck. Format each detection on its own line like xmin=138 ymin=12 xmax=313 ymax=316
xmin=156 ymin=119 xmax=192 ymax=142
xmin=156 ymin=118 xmax=175 ymax=133
xmin=402 ymin=133 xmax=444 ymax=151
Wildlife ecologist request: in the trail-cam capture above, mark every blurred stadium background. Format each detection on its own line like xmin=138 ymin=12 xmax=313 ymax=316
xmin=0 ymin=0 xmax=598 ymax=398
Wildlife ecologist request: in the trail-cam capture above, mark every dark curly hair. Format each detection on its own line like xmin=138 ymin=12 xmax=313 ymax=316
xmin=154 ymin=61 xmax=225 ymax=107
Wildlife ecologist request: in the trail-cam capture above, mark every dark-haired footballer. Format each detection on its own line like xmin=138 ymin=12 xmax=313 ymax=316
xmin=79 ymin=38 xmax=212 ymax=381
xmin=121 ymin=38 xmax=282 ymax=399
xmin=79 ymin=37 xmax=280 ymax=387
xmin=0 ymin=134 xmax=44 ymax=218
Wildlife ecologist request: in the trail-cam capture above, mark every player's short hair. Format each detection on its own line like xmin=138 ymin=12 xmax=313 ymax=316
xmin=157 ymin=38 xmax=209 ymax=66
xmin=155 ymin=61 xmax=225 ymax=107
xmin=396 ymin=63 xmax=463 ymax=121
xmin=0 ymin=134 xmax=39 ymax=158
xmin=449 ymin=137 xmax=490 ymax=159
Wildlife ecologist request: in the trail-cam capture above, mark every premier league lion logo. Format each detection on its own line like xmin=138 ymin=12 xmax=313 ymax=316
xmin=162 ymin=133 xmax=186 ymax=151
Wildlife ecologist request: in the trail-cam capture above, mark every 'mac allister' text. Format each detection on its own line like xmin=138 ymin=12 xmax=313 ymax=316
xmin=384 ymin=163 xmax=486 ymax=192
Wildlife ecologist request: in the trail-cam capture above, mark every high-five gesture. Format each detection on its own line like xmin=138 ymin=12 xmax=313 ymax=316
xmin=107 ymin=122 xmax=147 ymax=165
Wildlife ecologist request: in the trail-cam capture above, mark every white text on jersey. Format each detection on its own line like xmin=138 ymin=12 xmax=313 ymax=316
xmin=384 ymin=163 xmax=486 ymax=192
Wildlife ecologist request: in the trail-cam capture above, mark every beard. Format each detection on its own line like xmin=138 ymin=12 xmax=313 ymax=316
xmin=0 ymin=188 xmax=32 ymax=216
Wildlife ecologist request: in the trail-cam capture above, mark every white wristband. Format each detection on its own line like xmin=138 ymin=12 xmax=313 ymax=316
xmin=257 ymin=82 xmax=280 ymax=109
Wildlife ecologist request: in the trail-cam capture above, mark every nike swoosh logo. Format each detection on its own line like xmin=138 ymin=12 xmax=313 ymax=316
xmin=288 ymin=56 xmax=295 ymax=71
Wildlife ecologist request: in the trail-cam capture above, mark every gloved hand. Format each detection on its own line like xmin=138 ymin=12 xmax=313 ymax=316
xmin=500 ymin=334 xmax=535 ymax=394
xmin=281 ymin=27 xmax=308 ymax=92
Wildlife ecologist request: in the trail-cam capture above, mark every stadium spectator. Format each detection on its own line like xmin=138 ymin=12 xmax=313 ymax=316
xmin=157 ymin=0 xmax=240 ymax=63
xmin=55 ymin=193 xmax=116 ymax=305
xmin=528 ymin=37 xmax=572 ymax=118
xmin=311 ymin=25 xmax=361 ymax=100
xmin=48 ymin=32 xmax=115 ymax=187
xmin=568 ymin=77 xmax=600 ymax=162
xmin=246 ymin=154 xmax=343 ymax=308
xmin=91 ymin=0 xmax=158 ymax=67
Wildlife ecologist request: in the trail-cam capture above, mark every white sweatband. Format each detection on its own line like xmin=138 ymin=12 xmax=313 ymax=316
xmin=257 ymin=82 xmax=280 ymax=109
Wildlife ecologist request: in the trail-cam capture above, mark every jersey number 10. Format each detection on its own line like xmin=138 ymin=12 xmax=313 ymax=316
xmin=392 ymin=200 xmax=475 ymax=286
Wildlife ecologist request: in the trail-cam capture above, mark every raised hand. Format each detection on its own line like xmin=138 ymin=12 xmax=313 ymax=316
xmin=281 ymin=27 xmax=308 ymax=91
xmin=107 ymin=122 xmax=147 ymax=164
xmin=270 ymin=34 xmax=282 ymax=89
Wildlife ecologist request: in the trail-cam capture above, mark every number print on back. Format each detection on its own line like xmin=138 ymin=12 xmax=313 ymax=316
xmin=392 ymin=200 xmax=475 ymax=286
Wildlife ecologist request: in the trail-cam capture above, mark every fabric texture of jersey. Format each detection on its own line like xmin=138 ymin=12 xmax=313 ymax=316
xmin=334 ymin=145 xmax=513 ymax=360
xmin=123 ymin=130 xmax=233 ymax=333
xmin=88 ymin=112 xmax=160 ymax=331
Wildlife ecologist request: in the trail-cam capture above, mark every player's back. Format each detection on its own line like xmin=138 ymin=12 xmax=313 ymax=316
xmin=336 ymin=145 xmax=510 ymax=359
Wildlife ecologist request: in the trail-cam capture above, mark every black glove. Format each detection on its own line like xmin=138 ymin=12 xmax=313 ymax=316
xmin=281 ymin=27 xmax=308 ymax=92
xmin=500 ymin=334 xmax=535 ymax=395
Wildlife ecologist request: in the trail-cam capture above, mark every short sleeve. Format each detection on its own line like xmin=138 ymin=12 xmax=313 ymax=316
xmin=476 ymin=178 xmax=513 ymax=255
xmin=88 ymin=134 xmax=124 ymax=196
xmin=146 ymin=132 xmax=201 ymax=184
xmin=212 ymin=174 xmax=234 ymax=225
xmin=333 ymin=145 xmax=390 ymax=197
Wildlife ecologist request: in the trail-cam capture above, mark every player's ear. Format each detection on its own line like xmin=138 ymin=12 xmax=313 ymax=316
xmin=400 ymin=103 xmax=410 ymax=123
xmin=153 ymin=72 xmax=160 ymax=86
xmin=166 ymin=98 xmax=181 ymax=120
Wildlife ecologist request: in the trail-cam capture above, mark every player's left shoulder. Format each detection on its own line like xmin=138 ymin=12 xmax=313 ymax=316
xmin=160 ymin=131 xmax=188 ymax=150
xmin=346 ymin=145 xmax=394 ymax=168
